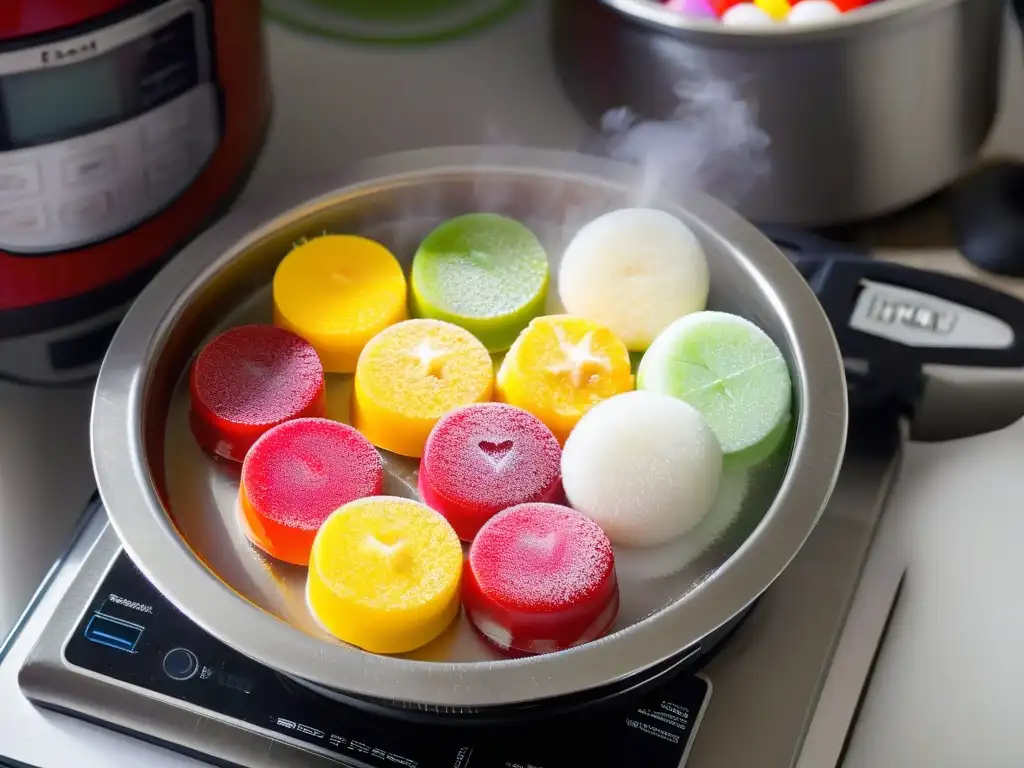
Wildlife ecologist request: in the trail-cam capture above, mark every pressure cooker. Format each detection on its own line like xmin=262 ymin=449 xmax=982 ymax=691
xmin=0 ymin=0 xmax=270 ymax=385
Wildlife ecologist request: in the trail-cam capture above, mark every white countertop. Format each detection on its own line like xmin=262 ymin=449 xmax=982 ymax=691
xmin=2 ymin=2 xmax=1024 ymax=765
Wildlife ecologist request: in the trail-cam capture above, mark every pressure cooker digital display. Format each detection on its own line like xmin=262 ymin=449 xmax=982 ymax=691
xmin=0 ymin=0 xmax=220 ymax=254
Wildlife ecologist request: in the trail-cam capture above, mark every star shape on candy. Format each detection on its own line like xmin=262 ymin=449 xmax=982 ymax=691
xmin=412 ymin=340 xmax=448 ymax=379
xmin=549 ymin=327 xmax=611 ymax=388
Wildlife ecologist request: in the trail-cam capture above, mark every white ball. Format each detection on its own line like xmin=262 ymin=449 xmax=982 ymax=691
xmin=613 ymin=462 xmax=750 ymax=581
xmin=787 ymin=0 xmax=841 ymax=22
xmin=561 ymin=390 xmax=723 ymax=548
xmin=558 ymin=208 xmax=709 ymax=351
xmin=721 ymin=3 xmax=775 ymax=24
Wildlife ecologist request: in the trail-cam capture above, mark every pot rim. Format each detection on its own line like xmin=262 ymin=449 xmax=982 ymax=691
xmin=598 ymin=0 xmax=981 ymax=42
xmin=91 ymin=145 xmax=848 ymax=709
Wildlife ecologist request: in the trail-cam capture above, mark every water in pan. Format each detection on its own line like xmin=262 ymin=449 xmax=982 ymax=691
xmin=162 ymin=211 xmax=792 ymax=664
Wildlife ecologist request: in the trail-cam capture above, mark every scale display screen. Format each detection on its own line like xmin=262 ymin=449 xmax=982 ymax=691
xmin=0 ymin=13 xmax=202 ymax=151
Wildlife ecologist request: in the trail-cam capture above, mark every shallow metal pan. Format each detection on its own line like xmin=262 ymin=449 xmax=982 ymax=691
xmin=91 ymin=146 xmax=847 ymax=713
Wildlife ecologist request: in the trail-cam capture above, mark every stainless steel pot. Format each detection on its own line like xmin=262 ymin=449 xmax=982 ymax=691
xmin=91 ymin=146 xmax=847 ymax=716
xmin=551 ymin=0 xmax=1007 ymax=226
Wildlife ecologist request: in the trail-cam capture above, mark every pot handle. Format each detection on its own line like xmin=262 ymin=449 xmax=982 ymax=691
xmin=761 ymin=227 xmax=1024 ymax=441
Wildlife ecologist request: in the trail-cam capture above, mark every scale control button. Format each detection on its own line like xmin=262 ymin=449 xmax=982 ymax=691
xmin=62 ymin=147 xmax=116 ymax=187
xmin=61 ymin=190 xmax=115 ymax=228
xmin=162 ymin=647 xmax=199 ymax=681
xmin=0 ymin=162 xmax=41 ymax=197
xmin=0 ymin=202 xmax=46 ymax=235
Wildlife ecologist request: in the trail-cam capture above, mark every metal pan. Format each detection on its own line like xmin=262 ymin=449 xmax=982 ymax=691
xmin=91 ymin=146 xmax=847 ymax=715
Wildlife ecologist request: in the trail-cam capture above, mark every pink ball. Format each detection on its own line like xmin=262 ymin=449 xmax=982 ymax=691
xmin=665 ymin=0 xmax=717 ymax=17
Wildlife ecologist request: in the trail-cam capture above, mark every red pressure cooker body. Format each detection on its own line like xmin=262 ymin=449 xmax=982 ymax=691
xmin=0 ymin=1 xmax=139 ymax=40
xmin=0 ymin=0 xmax=271 ymax=384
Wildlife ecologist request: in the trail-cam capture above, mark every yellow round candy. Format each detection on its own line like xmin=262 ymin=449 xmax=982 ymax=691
xmin=306 ymin=497 xmax=463 ymax=655
xmin=273 ymin=235 xmax=407 ymax=373
xmin=352 ymin=319 xmax=494 ymax=457
xmin=496 ymin=315 xmax=633 ymax=444
xmin=755 ymin=0 xmax=790 ymax=18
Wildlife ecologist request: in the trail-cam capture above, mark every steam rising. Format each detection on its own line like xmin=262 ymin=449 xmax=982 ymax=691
xmin=361 ymin=39 xmax=770 ymax=266
xmin=599 ymin=39 xmax=770 ymax=209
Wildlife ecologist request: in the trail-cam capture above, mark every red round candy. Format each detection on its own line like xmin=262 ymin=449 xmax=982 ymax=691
xmin=239 ymin=418 xmax=384 ymax=566
xmin=418 ymin=403 xmax=563 ymax=542
xmin=189 ymin=324 xmax=326 ymax=462
xmin=709 ymin=0 xmax=742 ymax=15
xmin=463 ymin=503 xmax=619 ymax=655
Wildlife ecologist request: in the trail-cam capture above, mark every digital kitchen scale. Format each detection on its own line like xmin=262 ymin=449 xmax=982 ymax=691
xmin=0 ymin=415 xmax=905 ymax=768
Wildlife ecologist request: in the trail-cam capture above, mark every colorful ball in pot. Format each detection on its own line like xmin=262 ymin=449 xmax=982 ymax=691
xmin=664 ymin=0 xmax=717 ymax=17
xmin=721 ymin=3 xmax=776 ymax=23
xmin=787 ymin=0 xmax=842 ymax=20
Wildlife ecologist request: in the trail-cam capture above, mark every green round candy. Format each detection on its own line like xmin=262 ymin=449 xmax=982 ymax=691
xmin=410 ymin=213 xmax=549 ymax=353
xmin=637 ymin=311 xmax=793 ymax=455
xmin=724 ymin=412 xmax=793 ymax=471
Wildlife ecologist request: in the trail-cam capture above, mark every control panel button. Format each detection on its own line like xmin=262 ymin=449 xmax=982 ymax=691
xmin=61 ymin=147 xmax=116 ymax=187
xmin=0 ymin=202 xmax=46 ymax=235
xmin=145 ymin=145 xmax=192 ymax=194
xmin=162 ymin=647 xmax=199 ymax=681
xmin=83 ymin=613 xmax=145 ymax=654
xmin=0 ymin=162 xmax=41 ymax=197
xmin=142 ymin=102 xmax=194 ymax=152
xmin=61 ymin=190 xmax=115 ymax=229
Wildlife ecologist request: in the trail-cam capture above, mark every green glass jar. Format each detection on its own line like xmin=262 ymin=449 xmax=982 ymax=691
xmin=264 ymin=0 xmax=527 ymax=45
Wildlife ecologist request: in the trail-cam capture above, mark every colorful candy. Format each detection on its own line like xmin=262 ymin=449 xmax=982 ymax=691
xmin=754 ymin=0 xmax=791 ymax=18
xmin=419 ymin=403 xmax=563 ymax=542
xmin=352 ymin=319 xmax=494 ymax=458
xmin=239 ymin=418 xmax=383 ymax=565
xmin=664 ymin=0 xmax=717 ymax=16
xmin=273 ymin=235 xmax=407 ymax=373
xmin=613 ymin=462 xmax=750 ymax=582
xmin=463 ymin=503 xmax=619 ymax=655
xmin=189 ymin=324 xmax=326 ymax=462
xmin=721 ymin=3 xmax=776 ymax=22
xmin=306 ymin=497 xmax=463 ymax=654
xmin=410 ymin=213 xmax=550 ymax=353
xmin=709 ymin=0 xmax=744 ymax=15
xmin=637 ymin=311 xmax=792 ymax=455
xmin=496 ymin=315 xmax=632 ymax=444
xmin=558 ymin=209 xmax=709 ymax=352
xmin=561 ymin=391 xmax=722 ymax=548
xmin=786 ymin=0 xmax=841 ymax=19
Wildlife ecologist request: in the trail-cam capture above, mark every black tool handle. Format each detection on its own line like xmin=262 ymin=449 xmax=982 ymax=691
xmin=761 ymin=227 xmax=1024 ymax=441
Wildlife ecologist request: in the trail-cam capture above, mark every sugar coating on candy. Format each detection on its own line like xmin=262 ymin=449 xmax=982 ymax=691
xmin=189 ymin=324 xmax=325 ymax=462
xmin=464 ymin=503 xmax=618 ymax=654
xmin=614 ymin=462 xmax=750 ymax=582
xmin=239 ymin=418 xmax=383 ymax=565
xmin=410 ymin=213 xmax=550 ymax=352
xmin=558 ymin=209 xmax=709 ymax=352
xmin=496 ymin=315 xmax=632 ymax=444
xmin=352 ymin=319 xmax=494 ymax=458
xmin=272 ymin=235 xmax=407 ymax=373
xmin=786 ymin=0 xmax=841 ymax=20
xmin=637 ymin=311 xmax=792 ymax=455
xmin=306 ymin=496 xmax=463 ymax=654
xmin=722 ymin=3 xmax=776 ymax=23
xmin=419 ymin=403 xmax=562 ymax=541
xmin=562 ymin=390 xmax=723 ymax=548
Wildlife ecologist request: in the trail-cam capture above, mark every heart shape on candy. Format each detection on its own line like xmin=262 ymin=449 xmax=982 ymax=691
xmin=478 ymin=439 xmax=515 ymax=467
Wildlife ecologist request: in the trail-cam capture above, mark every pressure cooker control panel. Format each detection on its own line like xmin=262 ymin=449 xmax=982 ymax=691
xmin=0 ymin=0 xmax=219 ymax=254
